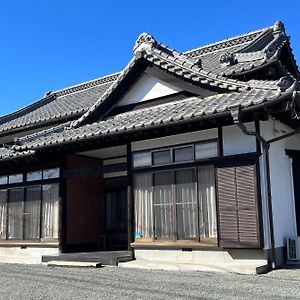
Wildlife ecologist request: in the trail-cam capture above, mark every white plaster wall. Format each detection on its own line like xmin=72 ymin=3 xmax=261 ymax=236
xmin=132 ymin=128 xmax=218 ymax=151
xmin=260 ymin=120 xmax=300 ymax=248
xmin=117 ymin=73 xmax=182 ymax=107
xmin=222 ymin=123 xmax=256 ymax=156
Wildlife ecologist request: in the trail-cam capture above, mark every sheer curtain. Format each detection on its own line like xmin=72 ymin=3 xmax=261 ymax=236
xmin=0 ymin=190 xmax=7 ymax=239
xmin=7 ymin=188 xmax=24 ymax=239
xmin=175 ymin=169 xmax=198 ymax=239
xmin=198 ymin=165 xmax=217 ymax=238
xmin=42 ymin=184 xmax=59 ymax=239
xmin=153 ymin=171 xmax=173 ymax=239
xmin=24 ymin=186 xmax=41 ymax=239
xmin=134 ymin=173 xmax=153 ymax=238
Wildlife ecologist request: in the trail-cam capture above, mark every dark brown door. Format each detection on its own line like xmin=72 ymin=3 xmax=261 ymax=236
xmin=105 ymin=188 xmax=128 ymax=250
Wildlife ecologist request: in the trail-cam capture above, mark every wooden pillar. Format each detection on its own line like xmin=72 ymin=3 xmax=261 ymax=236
xmin=58 ymin=156 xmax=67 ymax=253
xmin=127 ymin=142 xmax=134 ymax=251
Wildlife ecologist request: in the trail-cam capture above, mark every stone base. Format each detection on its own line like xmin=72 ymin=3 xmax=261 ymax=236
xmin=132 ymin=248 xmax=269 ymax=274
xmin=0 ymin=246 xmax=59 ymax=264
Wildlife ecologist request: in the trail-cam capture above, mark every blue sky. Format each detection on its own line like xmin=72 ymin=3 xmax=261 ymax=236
xmin=0 ymin=0 xmax=299 ymax=115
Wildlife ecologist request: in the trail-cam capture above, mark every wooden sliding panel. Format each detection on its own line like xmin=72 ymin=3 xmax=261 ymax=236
xmin=216 ymin=164 xmax=261 ymax=249
xmin=216 ymin=167 xmax=238 ymax=248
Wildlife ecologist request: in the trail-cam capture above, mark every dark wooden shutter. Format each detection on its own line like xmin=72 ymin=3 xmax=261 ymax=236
xmin=216 ymin=163 xmax=261 ymax=248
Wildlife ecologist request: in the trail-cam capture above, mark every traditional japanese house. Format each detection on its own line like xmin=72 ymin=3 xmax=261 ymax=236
xmin=0 ymin=21 xmax=299 ymax=270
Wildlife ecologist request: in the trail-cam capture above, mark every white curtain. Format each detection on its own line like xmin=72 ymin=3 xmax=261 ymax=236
xmin=7 ymin=189 xmax=23 ymax=239
xmin=153 ymin=171 xmax=173 ymax=239
xmin=198 ymin=165 xmax=217 ymax=238
xmin=175 ymin=169 xmax=198 ymax=239
xmin=24 ymin=186 xmax=41 ymax=239
xmin=42 ymin=184 xmax=59 ymax=239
xmin=0 ymin=190 xmax=7 ymax=239
xmin=134 ymin=173 xmax=153 ymax=238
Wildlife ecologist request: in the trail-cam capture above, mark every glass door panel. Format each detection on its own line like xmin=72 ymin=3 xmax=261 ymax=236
xmin=198 ymin=165 xmax=217 ymax=238
xmin=175 ymin=169 xmax=198 ymax=239
xmin=153 ymin=171 xmax=173 ymax=239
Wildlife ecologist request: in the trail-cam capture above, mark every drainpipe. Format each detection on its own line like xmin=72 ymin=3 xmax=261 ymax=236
xmin=230 ymin=107 xmax=299 ymax=269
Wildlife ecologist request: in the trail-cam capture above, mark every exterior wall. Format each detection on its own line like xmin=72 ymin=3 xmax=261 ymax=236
xmin=260 ymin=120 xmax=300 ymax=249
xmin=117 ymin=73 xmax=182 ymax=107
xmin=132 ymin=128 xmax=218 ymax=151
xmin=222 ymin=123 xmax=256 ymax=156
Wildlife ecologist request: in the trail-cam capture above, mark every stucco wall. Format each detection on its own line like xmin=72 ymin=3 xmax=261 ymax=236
xmin=132 ymin=128 xmax=218 ymax=151
xmin=222 ymin=123 xmax=256 ymax=156
xmin=260 ymin=120 xmax=300 ymax=248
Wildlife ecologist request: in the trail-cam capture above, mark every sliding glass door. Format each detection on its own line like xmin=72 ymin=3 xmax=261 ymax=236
xmin=175 ymin=169 xmax=198 ymax=239
xmin=153 ymin=171 xmax=173 ymax=239
xmin=134 ymin=165 xmax=217 ymax=242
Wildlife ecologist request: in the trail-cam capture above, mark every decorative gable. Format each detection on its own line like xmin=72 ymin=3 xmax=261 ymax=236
xmin=116 ymin=73 xmax=182 ymax=107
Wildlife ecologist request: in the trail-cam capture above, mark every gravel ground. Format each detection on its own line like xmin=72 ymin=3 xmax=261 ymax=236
xmin=0 ymin=263 xmax=299 ymax=300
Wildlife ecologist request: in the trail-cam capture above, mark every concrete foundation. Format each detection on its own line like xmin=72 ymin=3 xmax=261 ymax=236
xmin=0 ymin=246 xmax=59 ymax=264
xmin=132 ymin=248 xmax=269 ymax=274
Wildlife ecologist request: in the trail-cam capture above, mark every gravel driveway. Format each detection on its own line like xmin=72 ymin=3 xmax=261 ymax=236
xmin=0 ymin=263 xmax=299 ymax=299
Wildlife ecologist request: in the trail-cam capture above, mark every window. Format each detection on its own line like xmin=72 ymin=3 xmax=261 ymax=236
xmin=0 ymin=190 xmax=7 ymax=239
xmin=198 ymin=165 xmax=217 ymax=238
xmin=133 ymin=151 xmax=151 ymax=168
xmin=7 ymin=188 xmax=24 ymax=239
xmin=175 ymin=169 xmax=197 ymax=239
xmin=24 ymin=186 xmax=41 ymax=239
xmin=153 ymin=171 xmax=173 ymax=238
xmin=132 ymin=140 xmax=219 ymax=169
xmin=43 ymin=168 xmax=60 ymax=179
xmin=8 ymin=174 xmax=23 ymax=184
xmin=173 ymin=146 xmax=194 ymax=163
xmin=153 ymin=150 xmax=171 ymax=166
xmin=134 ymin=173 xmax=153 ymax=239
xmin=27 ymin=171 xmax=42 ymax=182
xmin=0 ymin=176 xmax=8 ymax=185
xmin=0 ymin=168 xmax=60 ymax=241
xmin=42 ymin=184 xmax=59 ymax=239
xmin=134 ymin=166 xmax=217 ymax=242
xmin=195 ymin=141 xmax=218 ymax=160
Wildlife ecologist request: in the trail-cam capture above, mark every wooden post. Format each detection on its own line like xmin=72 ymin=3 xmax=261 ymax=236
xmin=58 ymin=155 xmax=67 ymax=253
xmin=127 ymin=142 xmax=134 ymax=251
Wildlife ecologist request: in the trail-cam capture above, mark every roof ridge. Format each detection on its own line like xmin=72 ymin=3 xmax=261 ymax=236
xmin=184 ymin=26 xmax=273 ymax=57
xmin=54 ymin=72 xmax=120 ymax=97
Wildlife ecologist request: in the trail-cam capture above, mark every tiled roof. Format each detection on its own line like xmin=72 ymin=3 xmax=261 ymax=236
xmin=185 ymin=22 xmax=289 ymax=77
xmin=0 ymin=147 xmax=34 ymax=160
xmin=71 ymin=29 xmax=293 ymax=128
xmin=0 ymin=73 xmax=118 ymax=134
xmin=11 ymin=86 xmax=292 ymax=153
xmin=185 ymin=27 xmax=268 ymax=58
xmin=0 ymin=22 xmax=294 ymax=136
xmin=0 ymin=21 xmax=298 ymax=163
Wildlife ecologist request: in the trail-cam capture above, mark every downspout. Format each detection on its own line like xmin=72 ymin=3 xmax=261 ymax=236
xmin=230 ymin=107 xmax=299 ymax=269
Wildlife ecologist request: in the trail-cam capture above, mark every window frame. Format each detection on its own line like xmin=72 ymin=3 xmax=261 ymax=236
xmin=0 ymin=167 xmax=60 ymax=242
xmin=132 ymin=139 xmax=219 ymax=170
xmin=134 ymin=165 xmax=217 ymax=243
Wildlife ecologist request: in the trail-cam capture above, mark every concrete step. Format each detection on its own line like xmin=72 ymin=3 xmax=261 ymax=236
xmin=42 ymin=251 xmax=133 ymax=266
xmin=46 ymin=260 xmax=101 ymax=268
xmin=0 ymin=255 xmax=41 ymax=264
xmin=119 ymin=260 xmax=269 ymax=275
